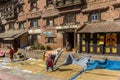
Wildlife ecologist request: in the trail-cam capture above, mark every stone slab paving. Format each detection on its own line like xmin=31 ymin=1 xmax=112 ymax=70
xmin=0 ymin=68 xmax=60 ymax=80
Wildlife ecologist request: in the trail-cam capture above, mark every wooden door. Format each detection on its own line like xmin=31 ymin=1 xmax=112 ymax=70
xmin=105 ymin=33 xmax=117 ymax=54
xmin=80 ymin=34 xmax=89 ymax=53
xmin=96 ymin=34 xmax=105 ymax=54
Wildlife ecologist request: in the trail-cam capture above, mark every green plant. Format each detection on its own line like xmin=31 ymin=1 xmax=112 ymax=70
xmin=46 ymin=45 xmax=52 ymax=50
xmin=38 ymin=44 xmax=45 ymax=50
xmin=33 ymin=42 xmax=38 ymax=49
xmin=33 ymin=42 xmax=45 ymax=50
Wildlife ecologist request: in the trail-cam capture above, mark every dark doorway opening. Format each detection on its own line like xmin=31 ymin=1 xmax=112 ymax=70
xmin=13 ymin=39 xmax=20 ymax=51
xmin=29 ymin=34 xmax=38 ymax=46
xmin=67 ymin=32 xmax=74 ymax=49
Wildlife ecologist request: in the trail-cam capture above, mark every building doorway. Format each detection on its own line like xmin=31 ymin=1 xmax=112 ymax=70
xmin=29 ymin=34 xmax=38 ymax=46
xmin=66 ymin=32 xmax=74 ymax=49
xmin=13 ymin=39 xmax=20 ymax=51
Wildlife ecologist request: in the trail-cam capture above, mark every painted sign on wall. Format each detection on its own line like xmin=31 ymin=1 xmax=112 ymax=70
xmin=106 ymin=33 xmax=117 ymax=46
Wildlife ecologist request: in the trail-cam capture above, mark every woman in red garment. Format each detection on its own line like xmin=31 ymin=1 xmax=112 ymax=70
xmin=46 ymin=54 xmax=54 ymax=71
xmin=8 ymin=46 xmax=14 ymax=62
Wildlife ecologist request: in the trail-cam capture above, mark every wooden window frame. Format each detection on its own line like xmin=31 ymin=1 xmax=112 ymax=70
xmin=46 ymin=37 xmax=55 ymax=43
xmin=17 ymin=5 xmax=24 ymax=13
xmin=90 ymin=12 xmax=100 ymax=22
xmin=30 ymin=19 xmax=38 ymax=28
xmin=9 ymin=23 xmax=14 ymax=30
xmin=30 ymin=1 xmax=37 ymax=10
xmin=19 ymin=22 xmax=24 ymax=29
xmin=46 ymin=0 xmax=54 ymax=6
xmin=46 ymin=17 xmax=54 ymax=26
xmin=64 ymin=12 xmax=76 ymax=25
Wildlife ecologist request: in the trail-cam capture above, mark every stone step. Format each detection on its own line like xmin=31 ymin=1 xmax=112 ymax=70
xmin=75 ymin=53 xmax=120 ymax=60
xmin=55 ymin=52 xmax=68 ymax=67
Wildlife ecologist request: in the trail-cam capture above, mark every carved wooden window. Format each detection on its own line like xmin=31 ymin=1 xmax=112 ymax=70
xmin=74 ymin=0 xmax=80 ymax=2
xmin=9 ymin=23 xmax=14 ymax=29
xmin=65 ymin=0 xmax=73 ymax=4
xmin=17 ymin=5 xmax=23 ymax=13
xmin=47 ymin=17 xmax=54 ymax=26
xmin=1 ymin=11 xmax=5 ymax=18
xmin=18 ymin=0 xmax=24 ymax=4
xmin=19 ymin=22 xmax=24 ymax=29
xmin=28 ymin=0 xmax=37 ymax=3
xmin=64 ymin=13 xmax=76 ymax=24
xmin=46 ymin=37 xmax=55 ymax=43
xmin=30 ymin=19 xmax=38 ymax=28
xmin=47 ymin=0 xmax=53 ymax=6
xmin=30 ymin=1 xmax=37 ymax=10
xmin=48 ymin=37 xmax=54 ymax=43
xmin=0 ymin=12 xmax=1 ymax=18
xmin=6 ymin=5 xmax=14 ymax=17
xmin=56 ymin=0 xmax=63 ymax=6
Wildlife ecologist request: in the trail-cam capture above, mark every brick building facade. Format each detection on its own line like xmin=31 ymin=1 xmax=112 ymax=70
xmin=0 ymin=0 xmax=120 ymax=54
xmin=77 ymin=0 xmax=120 ymax=54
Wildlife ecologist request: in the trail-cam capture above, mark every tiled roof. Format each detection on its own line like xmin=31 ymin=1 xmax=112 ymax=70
xmin=0 ymin=30 xmax=27 ymax=40
xmin=78 ymin=22 xmax=120 ymax=33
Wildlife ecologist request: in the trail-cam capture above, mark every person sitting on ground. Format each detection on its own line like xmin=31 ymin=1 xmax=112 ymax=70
xmin=46 ymin=54 xmax=54 ymax=71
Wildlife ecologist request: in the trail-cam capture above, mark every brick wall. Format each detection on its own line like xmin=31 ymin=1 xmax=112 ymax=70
xmin=1 ymin=0 xmax=120 ymax=50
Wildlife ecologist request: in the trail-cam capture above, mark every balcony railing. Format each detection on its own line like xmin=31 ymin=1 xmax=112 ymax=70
xmin=55 ymin=0 xmax=82 ymax=8
xmin=26 ymin=11 xmax=41 ymax=19
xmin=4 ymin=14 xmax=15 ymax=20
xmin=61 ymin=22 xmax=80 ymax=26
xmin=2 ymin=10 xmax=18 ymax=20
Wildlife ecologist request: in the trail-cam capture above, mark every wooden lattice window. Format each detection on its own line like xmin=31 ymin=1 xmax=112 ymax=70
xmin=46 ymin=37 xmax=55 ymax=43
xmin=47 ymin=17 xmax=54 ymax=26
xmin=19 ymin=22 xmax=24 ymax=29
xmin=9 ymin=23 xmax=14 ymax=29
xmin=47 ymin=0 xmax=54 ymax=6
xmin=64 ymin=13 xmax=76 ymax=24
xmin=17 ymin=5 xmax=23 ymax=13
xmin=30 ymin=1 xmax=37 ymax=10
xmin=30 ymin=19 xmax=38 ymax=28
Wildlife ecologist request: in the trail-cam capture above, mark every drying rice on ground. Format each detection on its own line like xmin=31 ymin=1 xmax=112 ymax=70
xmin=4 ymin=58 xmax=120 ymax=80
xmin=6 ymin=59 xmax=83 ymax=80
xmin=6 ymin=59 xmax=46 ymax=74
xmin=76 ymin=69 xmax=120 ymax=80
xmin=42 ymin=64 xmax=82 ymax=80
